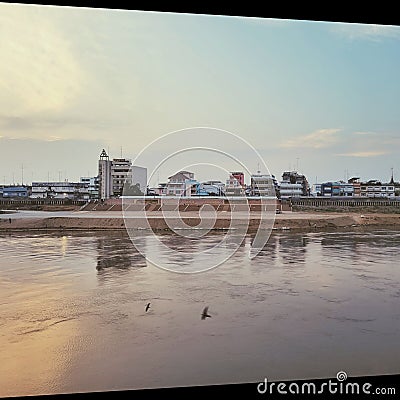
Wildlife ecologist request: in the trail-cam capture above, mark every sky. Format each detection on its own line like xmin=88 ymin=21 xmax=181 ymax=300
xmin=0 ymin=3 xmax=400 ymax=186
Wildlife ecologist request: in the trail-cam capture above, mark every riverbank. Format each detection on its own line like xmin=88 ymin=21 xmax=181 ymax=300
xmin=1 ymin=210 xmax=400 ymax=232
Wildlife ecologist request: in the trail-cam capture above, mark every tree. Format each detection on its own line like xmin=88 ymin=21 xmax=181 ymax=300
xmin=123 ymin=183 xmax=144 ymax=196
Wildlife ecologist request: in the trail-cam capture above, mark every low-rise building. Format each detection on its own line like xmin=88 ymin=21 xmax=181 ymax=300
xmin=31 ymin=182 xmax=89 ymax=200
xmin=149 ymin=183 xmax=167 ymax=196
xmin=320 ymin=181 xmax=352 ymax=197
xmin=311 ymin=184 xmax=322 ymax=196
xmin=2 ymin=185 xmax=30 ymax=198
xmin=360 ymin=180 xmax=395 ymax=198
xmin=197 ymin=181 xmax=225 ymax=196
xmin=321 ymin=181 xmax=354 ymax=197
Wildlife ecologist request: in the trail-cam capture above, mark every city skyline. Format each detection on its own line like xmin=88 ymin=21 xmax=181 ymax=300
xmin=1 ymin=4 xmax=400 ymax=184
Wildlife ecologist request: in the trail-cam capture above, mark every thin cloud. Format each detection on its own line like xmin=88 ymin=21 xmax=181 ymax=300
xmin=336 ymin=151 xmax=388 ymax=157
xmin=279 ymin=128 xmax=341 ymax=149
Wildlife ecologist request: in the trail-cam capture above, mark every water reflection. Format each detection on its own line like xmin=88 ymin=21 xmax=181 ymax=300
xmin=278 ymin=234 xmax=307 ymax=265
xmin=249 ymin=234 xmax=278 ymax=264
xmin=1 ymin=229 xmax=400 ymax=397
xmin=127 ymin=231 xmax=247 ymax=273
xmin=96 ymin=233 xmax=146 ymax=271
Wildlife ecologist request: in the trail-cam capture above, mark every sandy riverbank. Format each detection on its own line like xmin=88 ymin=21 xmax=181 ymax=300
xmin=1 ymin=210 xmax=400 ymax=232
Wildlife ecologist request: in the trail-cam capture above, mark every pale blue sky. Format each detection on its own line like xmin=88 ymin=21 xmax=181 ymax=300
xmin=1 ymin=4 xmax=399 ymax=186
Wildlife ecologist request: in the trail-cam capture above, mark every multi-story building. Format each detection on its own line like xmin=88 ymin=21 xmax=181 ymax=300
xmin=281 ymin=171 xmax=309 ymax=196
xmin=111 ymin=158 xmax=132 ymax=197
xmin=360 ymin=180 xmax=395 ymax=198
xmin=131 ymin=165 xmax=147 ymax=195
xmin=98 ymin=149 xmax=147 ymax=200
xmin=250 ymin=174 xmax=277 ymax=197
xmin=230 ymin=172 xmax=244 ymax=187
xmin=30 ymin=182 xmax=89 ymax=200
xmin=225 ymin=172 xmax=245 ymax=196
xmin=80 ymin=176 xmax=99 ymax=199
xmin=166 ymin=171 xmax=197 ymax=197
xmin=348 ymin=177 xmax=361 ymax=196
xmin=98 ymin=149 xmax=112 ymax=200
xmin=321 ymin=181 xmax=354 ymax=197
xmin=279 ymin=182 xmax=303 ymax=198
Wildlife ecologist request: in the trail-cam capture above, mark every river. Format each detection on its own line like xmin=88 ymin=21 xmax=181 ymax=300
xmin=0 ymin=229 xmax=399 ymax=396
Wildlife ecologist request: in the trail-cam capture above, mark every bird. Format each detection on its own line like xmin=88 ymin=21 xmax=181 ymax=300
xmin=145 ymin=302 xmax=151 ymax=312
xmin=201 ymin=306 xmax=211 ymax=320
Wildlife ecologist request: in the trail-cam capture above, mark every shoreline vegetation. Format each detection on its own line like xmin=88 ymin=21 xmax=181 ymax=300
xmin=1 ymin=210 xmax=400 ymax=233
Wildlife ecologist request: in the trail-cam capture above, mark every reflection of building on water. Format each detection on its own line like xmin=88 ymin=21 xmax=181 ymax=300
xmin=250 ymin=234 xmax=278 ymax=264
xmin=320 ymin=231 xmax=400 ymax=259
xmin=247 ymin=233 xmax=309 ymax=265
xmin=96 ymin=234 xmax=146 ymax=271
xmin=277 ymin=234 xmax=307 ymax=265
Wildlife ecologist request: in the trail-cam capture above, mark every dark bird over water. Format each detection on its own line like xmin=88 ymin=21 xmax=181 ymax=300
xmin=201 ymin=306 xmax=211 ymax=320
xmin=145 ymin=302 xmax=151 ymax=312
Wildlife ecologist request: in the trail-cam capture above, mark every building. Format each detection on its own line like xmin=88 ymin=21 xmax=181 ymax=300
xmin=149 ymin=183 xmax=167 ymax=196
xmin=98 ymin=149 xmax=148 ymax=200
xmin=98 ymin=149 xmax=112 ymax=200
xmin=111 ymin=158 xmax=132 ymax=197
xmin=2 ymin=185 xmax=30 ymax=198
xmin=321 ymin=181 xmax=354 ymax=197
xmin=250 ymin=174 xmax=277 ymax=197
xmin=281 ymin=171 xmax=309 ymax=196
xmin=197 ymin=181 xmax=225 ymax=196
xmin=230 ymin=172 xmax=244 ymax=187
xmin=166 ymin=171 xmax=197 ymax=196
xmin=360 ymin=180 xmax=395 ymax=198
xmin=225 ymin=172 xmax=245 ymax=196
xmin=348 ymin=177 xmax=361 ymax=196
xmin=30 ymin=182 xmax=89 ymax=200
xmin=310 ymin=184 xmax=322 ymax=196
xmin=131 ymin=165 xmax=147 ymax=195
xmin=279 ymin=182 xmax=303 ymax=198
xmin=80 ymin=176 xmax=99 ymax=199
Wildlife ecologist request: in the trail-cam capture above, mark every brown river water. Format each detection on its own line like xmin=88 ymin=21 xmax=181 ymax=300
xmin=0 ymin=229 xmax=399 ymax=396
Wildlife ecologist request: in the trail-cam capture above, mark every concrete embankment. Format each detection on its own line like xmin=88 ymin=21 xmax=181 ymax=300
xmin=1 ymin=211 xmax=400 ymax=232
